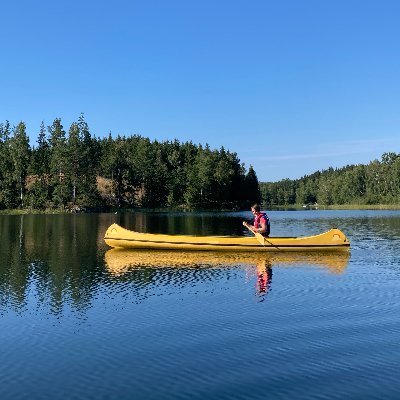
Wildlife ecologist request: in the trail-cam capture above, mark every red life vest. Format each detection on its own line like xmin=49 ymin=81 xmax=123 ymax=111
xmin=254 ymin=212 xmax=270 ymax=237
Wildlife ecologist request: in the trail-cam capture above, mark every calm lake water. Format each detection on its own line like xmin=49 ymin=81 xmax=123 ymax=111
xmin=1 ymin=210 xmax=400 ymax=400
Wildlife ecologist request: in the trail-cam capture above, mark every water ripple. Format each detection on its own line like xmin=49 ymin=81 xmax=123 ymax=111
xmin=3 ymin=212 xmax=400 ymax=399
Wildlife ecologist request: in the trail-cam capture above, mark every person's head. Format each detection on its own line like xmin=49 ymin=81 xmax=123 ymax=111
xmin=251 ymin=204 xmax=261 ymax=214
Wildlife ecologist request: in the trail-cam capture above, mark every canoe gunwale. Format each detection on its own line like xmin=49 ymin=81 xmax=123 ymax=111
xmin=106 ymin=236 xmax=350 ymax=249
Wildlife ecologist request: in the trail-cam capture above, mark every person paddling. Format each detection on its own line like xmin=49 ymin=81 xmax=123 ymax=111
xmin=246 ymin=204 xmax=270 ymax=237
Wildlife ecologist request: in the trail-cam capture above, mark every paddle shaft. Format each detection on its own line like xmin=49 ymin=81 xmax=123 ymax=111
xmin=243 ymin=221 xmax=265 ymax=246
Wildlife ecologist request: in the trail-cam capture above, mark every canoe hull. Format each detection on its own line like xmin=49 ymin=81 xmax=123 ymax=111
xmin=104 ymin=224 xmax=350 ymax=252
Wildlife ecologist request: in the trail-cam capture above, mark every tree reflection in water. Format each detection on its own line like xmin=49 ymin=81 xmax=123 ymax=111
xmin=0 ymin=214 xmax=350 ymax=315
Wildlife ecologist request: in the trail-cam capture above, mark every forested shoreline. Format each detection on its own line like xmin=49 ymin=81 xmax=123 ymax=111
xmin=0 ymin=116 xmax=261 ymax=211
xmin=2 ymin=116 xmax=399 ymax=212
xmin=261 ymin=152 xmax=400 ymax=207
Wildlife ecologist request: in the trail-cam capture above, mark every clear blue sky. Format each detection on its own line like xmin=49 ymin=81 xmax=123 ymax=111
xmin=1 ymin=0 xmax=399 ymax=182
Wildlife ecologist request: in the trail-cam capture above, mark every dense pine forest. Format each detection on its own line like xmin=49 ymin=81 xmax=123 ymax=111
xmin=2 ymin=115 xmax=398 ymax=211
xmin=260 ymin=152 xmax=400 ymax=207
xmin=0 ymin=116 xmax=261 ymax=211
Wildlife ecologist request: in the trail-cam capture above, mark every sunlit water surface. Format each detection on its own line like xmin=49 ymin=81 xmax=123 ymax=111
xmin=1 ymin=210 xmax=400 ymax=400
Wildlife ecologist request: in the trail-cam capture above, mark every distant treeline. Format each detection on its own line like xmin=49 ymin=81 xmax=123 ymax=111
xmin=260 ymin=152 xmax=400 ymax=206
xmin=0 ymin=116 xmax=261 ymax=211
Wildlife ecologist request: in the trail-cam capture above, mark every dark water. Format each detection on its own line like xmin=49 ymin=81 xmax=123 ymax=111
xmin=1 ymin=210 xmax=400 ymax=400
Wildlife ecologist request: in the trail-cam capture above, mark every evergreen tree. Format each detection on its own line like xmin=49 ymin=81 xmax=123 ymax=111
xmin=163 ymin=139 xmax=187 ymax=207
xmin=244 ymin=165 xmax=261 ymax=206
xmin=66 ymin=115 xmax=99 ymax=208
xmin=27 ymin=122 xmax=51 ymax=209
xmin=10 ymin=122 xmax=31 ymax=207
xmin=184 ymin=145 xmax=216 ymax=209
xmin=30 ymin=121 xmax=50 ymax=175
xmin=67 ymin=122 xmax=81 ymax=203
xmin=48 ymin=118 xmax=69 ymax=207
xmin=317 ymin=175 xmax=333 ymax=205
xmin=0 ymin=121 xmax=14 ymax=209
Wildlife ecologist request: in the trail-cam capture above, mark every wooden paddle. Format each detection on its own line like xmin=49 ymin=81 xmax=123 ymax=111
xmin=243 ymin=221 xmax=265 ymax=246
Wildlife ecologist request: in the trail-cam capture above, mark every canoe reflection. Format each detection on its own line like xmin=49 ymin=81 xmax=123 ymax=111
xmin=104 ymin=249 xmax=350 ymax=276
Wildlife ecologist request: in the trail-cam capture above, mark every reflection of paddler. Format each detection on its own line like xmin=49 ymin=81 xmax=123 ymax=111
xmin=104 ymin=248 xmax=349 ymax=276
xmin=256 ymin=260 xmax=272 ymax=297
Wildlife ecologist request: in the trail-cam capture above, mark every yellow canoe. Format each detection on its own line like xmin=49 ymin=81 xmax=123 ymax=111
xmin=104 ymin=223 xmax=350 ymax=252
